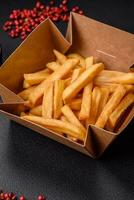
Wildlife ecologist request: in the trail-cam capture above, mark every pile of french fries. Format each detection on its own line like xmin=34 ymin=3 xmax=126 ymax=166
xmin=18 ymin=50 xmax=134 ymax=143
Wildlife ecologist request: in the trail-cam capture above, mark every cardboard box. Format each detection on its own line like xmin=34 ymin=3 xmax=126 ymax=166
xmin=0 ymin=13 xmax=134 ymax=158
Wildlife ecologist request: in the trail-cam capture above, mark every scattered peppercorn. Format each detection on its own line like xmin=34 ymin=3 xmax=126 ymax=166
xmin=37 ymin=195 xmax=46 ymax=200
xmin=0 ymin=190 xmax=46 ymax=200
xmin=19 ymin=196 xmax=25 ymax=200
xmin=3 ymin=0 xmax=84 ymax=40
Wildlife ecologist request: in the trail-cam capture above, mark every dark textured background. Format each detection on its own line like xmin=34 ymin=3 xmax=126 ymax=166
xmin=0 ymin=1 xmax=134 ymax=200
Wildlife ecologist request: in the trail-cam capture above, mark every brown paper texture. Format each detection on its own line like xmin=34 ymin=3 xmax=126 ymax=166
xmin=0 ymin=13 xmax=134 ymax=158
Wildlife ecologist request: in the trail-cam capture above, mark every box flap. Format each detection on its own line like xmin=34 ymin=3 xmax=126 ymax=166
xmin=66 ymin=12 xmax=134 ymax=72
xmin=0 ymin=18 xmax=70 ymax=93
xmin=0 ymin=84 xmax=23 ymax=103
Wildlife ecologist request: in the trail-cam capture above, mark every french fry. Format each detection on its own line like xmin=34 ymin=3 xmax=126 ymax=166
xmin=108 ymin=93 xmax=134 ymax=129
xmin=74 ymin=111 xmax=80 ymax=118
xmin=20 ymin=112 xmax=27 ymax=117
xmin=95 ymin=85 xmax=126 ymax=128
xmin=95 ymin=70 xmax=124 ymax=80
xmin=79 ymin=57 xmax=93 ymax=120
xmin=94 ymin=70 xmax=134 ymax=84
xmin=62 ymin=71 xmax=73 ymax=79
xmin=46 ymin=61 xmax=61 ymax=71
xmin=42 ymin=82 xmax=53 ymax=118
xmin=21 ymin=115 xmax=85 ymax=141
xmin=54 ymin=80 xmax=64 ymax=119
xmin=53 ymin=49 xmax=67 ymax=64
xmin=60 ymin=115 xmax=68 ymax=122
xmin=64 ymin=78 xmax=71 ymax=87
xmin=68 ymin=98 xmax=82 ymax=111
xmin=112 ymin=73 xmax=134 ymax=84
xmin=97 ymin=87 xmax=110 ymax=117
xmin=24 ymin=69 xmax=50 ymax=86
xmin=71 ymin=68 xmax=84 ymax=83
xmin=95 ymin=83 xmax=118 ymax=93
xmin=104 ymin=120 xmax=113 ymax=132
xmin=94 ymin=70 xmax=125 ymax=82
xmin=18 ymin=86 xmax=36 ymax=100
xmin=61 ymin=105 xmax=86 ymax=135
xmin=85 ymin=56 xmax=94 ymax=67
xmin=79 ymin=82 xmax=93 ymax=120
xmin=67 ymin=53 xmax=86 ymax=68
xmin=124 ymin=85 xmax=134 ymax=93
xmin=87 ymin=87 xmax=101 ymax=124
xmin=114 ymin=73 xmax=134 ymax=84
xmin=48 ymin=59 xmax=78 ymax=82
xmin=29 ymin=58 xmax=79 ymax=106
xmin=60 ymin=115 xmax=77 ymax=141
xmin=68 ymin=135 xmax=78 ymax=142
xmin=30 ymin=105 xmax=42 ymax=116
xmin=23 ymin=80 xmax=31 ymax=89
xmin=97 ymin=83 xmax=134 ymax=94
xmin=62 ymin=63 xmax=104 ymax=103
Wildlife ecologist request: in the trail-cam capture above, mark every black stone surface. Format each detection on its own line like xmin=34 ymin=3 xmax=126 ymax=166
xmin=0 ymin=1 xmax=134 ymax=200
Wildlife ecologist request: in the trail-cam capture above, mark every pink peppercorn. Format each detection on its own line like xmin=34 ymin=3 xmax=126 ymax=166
xmin=19 ymin=195 xmax=26 ymax=200
xmin=38 ymin=194 xmax=45 ymax=200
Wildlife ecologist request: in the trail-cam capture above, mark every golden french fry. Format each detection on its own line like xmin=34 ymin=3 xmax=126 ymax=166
xmin=20 ymin=112 xmax=27 ymax=117
xmin=46 ymin=61 xmax=61 ymax=71
xmin=61 ymin=105 xmax=86 ymax=135
xmin=30 ymin=105 xmax=42 ymax=116
xmin=95 ymin=70 xmax=125 ymax=81
xmin=71 ymin=68 xmax=84 ymax=83
xmin=68 ymin=98 xmax=82 ymax=111
xmin=23 ymin=80 xmax=31 ymax=89
xmin=60 ymin=115 xmax=68 ymax=122
xmin=67 ymin=53 xmax=85 ymax=68
xmin=28 ymin=113 xmax=36 ymax=116
xmin=97 ymin=87 xmax=110 ymax=117
xmin=85 ymin=56 xmax=94 ymax=67
xmin=73 ymin=111 xmax=80 ymax=118
xmin=94 ymin=70 xmax=134 ymax=84
xmin=87 ymin=87 xmax=102 ymax=124
xmin=97 ymin=83 xmax=134 ymax=94
xmin=62 ymin=63 xmax=104 ymax=103
xmin=60 ymin=115 xmax=77 ymax=141
xmin=79 ymin=56 xmax=94 ymax=120
xmin=18 ymin=86 xmax=36 ymax=101
xmin=24 ymin=69 xmax=50 ymax=86
xmin=113 ymin=73 xmax=134 ymax=84
xmin=104 ymin=120 xmax=114 ymax=132
xmin=108 ymin=93 xmax=134 ymax=129
xmin=67 ymin=136 xmax=78 ymax=142
xmin=95 ymin=70 xmax=124 ymax=79
xmin=96 ymin=83 xmax=118 ymax=93
xmin=95 ymin=85 xmax=126 ymax=128
xmin=21 ymin=115 xmax=85 ymax=141
xmin=29 ymin=58 xmax=79 ymax=106
xmin=63 ymin=71 xmax=73 ymax=79
xmin=79 ymin=82 xmax=93 ymax=120
xmin=74 ymin=111 xmax=86 ymax=127
xmin=124 ymin=85 xmax=134 ymax=93
xmin=64 ymin=78 xmax=71 ymax=87
xmin=42 ymin=82 xmax=53 ymax=118
xmin=53 ymin=49 xmax=67 ymax=64
xmin=54 ymin=80 xmax=64 ymax=119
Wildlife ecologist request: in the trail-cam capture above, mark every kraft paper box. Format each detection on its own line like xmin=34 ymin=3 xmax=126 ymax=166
xmin=0 ymin=13 xmax=134 ymax=158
